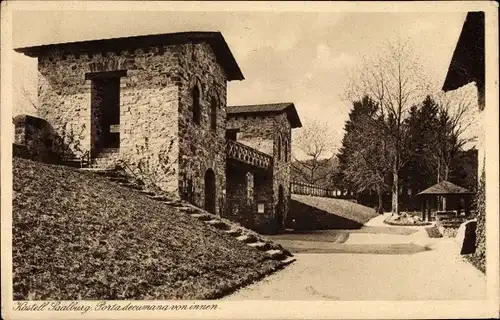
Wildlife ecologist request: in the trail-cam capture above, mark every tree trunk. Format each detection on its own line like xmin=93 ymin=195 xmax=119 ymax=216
xmin=392 ymin=169 xmax=400 ymax=214
xmin=437 ymin=161 xmax=441 ymax=183
xmin=442 ymin=165 xmax=449 ymax=210
xmin=377 ymin=190 xmax=384 ymax=214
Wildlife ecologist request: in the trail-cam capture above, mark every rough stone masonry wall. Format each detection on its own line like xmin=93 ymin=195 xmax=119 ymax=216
xmin=176 ymin=43 xmax=227 ymax=215
xmin=253 ymin=172 xmax=275 ymax=233
xmin=226 ymin=115 xmax=275 ymax=155
xmin=36 ymin=45 xmax=182 ymax=192
xmin=226 ymin=164 xmax=256 ymax=228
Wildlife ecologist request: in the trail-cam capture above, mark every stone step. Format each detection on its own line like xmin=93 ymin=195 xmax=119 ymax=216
xmin=90 ymin=158 xmax=117 ymax=169
xmin=438 ymin=217 xmax=467 ymax=222
xmin=191 ymin=213 xmax=213 ymax=222
xmin=206 ymin=219 xmax=229 ymax=230
xmin=94 ymin=148 xmax=119 ymax=156
xmin=265 ymin=249 xmax=286 ymax=261
xmin=80 ymin=167 xmax=114 ymax=173
xmin=247 ymin=241 xmax=270 ymax=251
xmin=164 ymin=200 xmax=182 ymax=206
xmin=86 ymin=169 xmax=124 ymax=176
xmin=225 ymin=228 xmax=243 ymax=237
xmin=148 ymin=195 xmax=170 ymax=201
xmin=110 ymin=177 xmax=129 ymax=183
xmin=280 ymin=256 xmax=296 ymax=266
xmin=118 ymin=182 xmax=143 ymax=190
xmin=139 ymin=190 xmax=156 ymax=196
xmin=169 ymin=202 xmax=187 ymax=207
xmin=61 ymin=159 xmax=85 ymax=168
xmin=282 ymin=248 xmax=293 ymax=257
xmin=441 ymin=221 xmax=469 ymax=225
xmin=236 ymin=234 xmax=258 ymax=244
xmin=177 ymin=206 xmax=199 ymax=213
xmin=441 ymin=223 xmax=463 ymax=228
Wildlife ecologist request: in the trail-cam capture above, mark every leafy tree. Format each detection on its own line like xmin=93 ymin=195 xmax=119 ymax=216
xmin=401 ymin=93 xmax=477 ymax=210
xmin=337 ymin=95 xmax=391 ymax=213
xmin=401 ymin=96 xmax=440 ymax=196
xmin=450 ymin=148 xmax=478 ymax=192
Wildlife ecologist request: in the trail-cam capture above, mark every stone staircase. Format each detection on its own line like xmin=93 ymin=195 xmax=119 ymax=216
xmin=435 ymin=213 xmax=471 ymax=237
xmin=79 ymin=167 xmax=296 ymax=266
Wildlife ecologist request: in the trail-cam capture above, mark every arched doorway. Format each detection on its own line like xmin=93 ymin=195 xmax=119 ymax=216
xmin=275 ymin=185 xmax=285 ymax=232
xmin=204 ymin=169 xmax=216 ymax=214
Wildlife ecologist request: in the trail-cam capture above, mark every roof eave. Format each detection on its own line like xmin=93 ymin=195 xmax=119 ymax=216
xmin=14 ymin=31 xmax=244 ymax=81
xmin=285 ymin=104 xmax=302 ymax=128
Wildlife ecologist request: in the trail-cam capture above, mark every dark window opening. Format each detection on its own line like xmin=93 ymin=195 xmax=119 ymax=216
xmin=284 ymin=138 xmax=288 ymax=162
xmin=226 ymin=129 xmax=238 ymax=141
xmin=277 ymin=135 xmax=281 ymax=161
xmin=210 ymin=96 xmax=217 ymax=131
xmin=192 ymin=85 xmax=201 ymax=125
xmin=204 ymin=169 xmax=216 ymax=214
xmin=90 ymin=73 xmax=122 ymax=156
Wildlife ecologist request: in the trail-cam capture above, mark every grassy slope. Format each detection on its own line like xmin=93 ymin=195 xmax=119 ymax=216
xmin=12 ymin=158 xmax=281 ymax=300
xmin=290 ymin=194 xmax=378 ymax=225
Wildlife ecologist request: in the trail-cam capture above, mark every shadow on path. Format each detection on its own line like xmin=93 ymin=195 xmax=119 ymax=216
xmin=274 ymin=241 xmax=432 ymax=255
xmin=271 ymin=225 xmax=418 ymax=242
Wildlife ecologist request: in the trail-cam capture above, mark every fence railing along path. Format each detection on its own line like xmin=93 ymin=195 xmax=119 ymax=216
xmin=290 ymin=180 xmax=354 ymax=199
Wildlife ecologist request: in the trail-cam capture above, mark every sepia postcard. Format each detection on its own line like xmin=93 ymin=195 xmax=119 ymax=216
xmin=1 ymin=1 xmax=499 ymax=319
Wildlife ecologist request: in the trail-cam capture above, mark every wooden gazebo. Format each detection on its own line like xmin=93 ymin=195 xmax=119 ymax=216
xmin=417 ymin=180 xmax=475 ymax=221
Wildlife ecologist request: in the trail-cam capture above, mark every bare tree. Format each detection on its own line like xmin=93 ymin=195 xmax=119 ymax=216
xmin=432 ymin=86 xmax=478 ymax=183
xmin=345 ymin=38 xmax=430 ymax=214
xmin=292 ymin=119 xmax=336 ymax=186
xmin=430 ymin=87 xmax=478 ymax=210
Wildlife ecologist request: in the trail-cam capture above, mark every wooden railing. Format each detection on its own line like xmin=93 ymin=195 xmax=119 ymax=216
xmin=290 ymin=180 xmax=354 ymax=198
xmin=226 ymin=140 xmax=272 ymax=170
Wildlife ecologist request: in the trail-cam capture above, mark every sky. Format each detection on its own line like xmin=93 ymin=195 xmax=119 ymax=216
xmin=10 ymin=8 xmax=472 ymax=155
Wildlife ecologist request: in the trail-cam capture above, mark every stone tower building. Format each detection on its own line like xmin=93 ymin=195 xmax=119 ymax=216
xmin=15 ymin=32 xmax=244 ymax=215
xmin=15 ymin=31 xmax=303 ymax=234
xmin=225 ymin=103 xmax=302 ymax=233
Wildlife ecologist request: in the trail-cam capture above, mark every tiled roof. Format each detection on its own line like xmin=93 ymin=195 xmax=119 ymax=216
xmin=227 ymin=102 xmax=302 ymax=128
xmin=14 ymin=31 xmax=244 ymax=81
xmin=417 ymin=180 xmax=474 ymax=196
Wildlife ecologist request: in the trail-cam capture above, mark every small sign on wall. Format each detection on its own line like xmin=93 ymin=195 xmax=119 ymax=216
xmin=257 ymin=203 xmax=265 ymax=213
xmin=110 ymin=124 xmax=120 ymax=133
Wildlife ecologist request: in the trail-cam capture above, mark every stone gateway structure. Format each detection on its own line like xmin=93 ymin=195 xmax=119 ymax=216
xmin=14 ymin=31 xmax=302 ymax=234
xmin=226 ymin=103 xmax=302 ymax=233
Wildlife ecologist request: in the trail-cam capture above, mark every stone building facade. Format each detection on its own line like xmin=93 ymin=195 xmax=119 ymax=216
xmin=14 ymin=32 xmax=303 ymax=233
xmin=226 ymin=103 xmax=302 ymax=233
xmin=15 ymin=32 xmax=244 ymax=216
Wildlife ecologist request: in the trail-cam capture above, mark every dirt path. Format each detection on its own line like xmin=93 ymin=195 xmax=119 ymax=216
xmin=224 ymin=214 xmax=486 ymax=300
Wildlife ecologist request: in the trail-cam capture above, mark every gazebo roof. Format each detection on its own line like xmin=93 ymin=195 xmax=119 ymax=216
xmin=417 ymin=180 xmax=473 ymax=196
